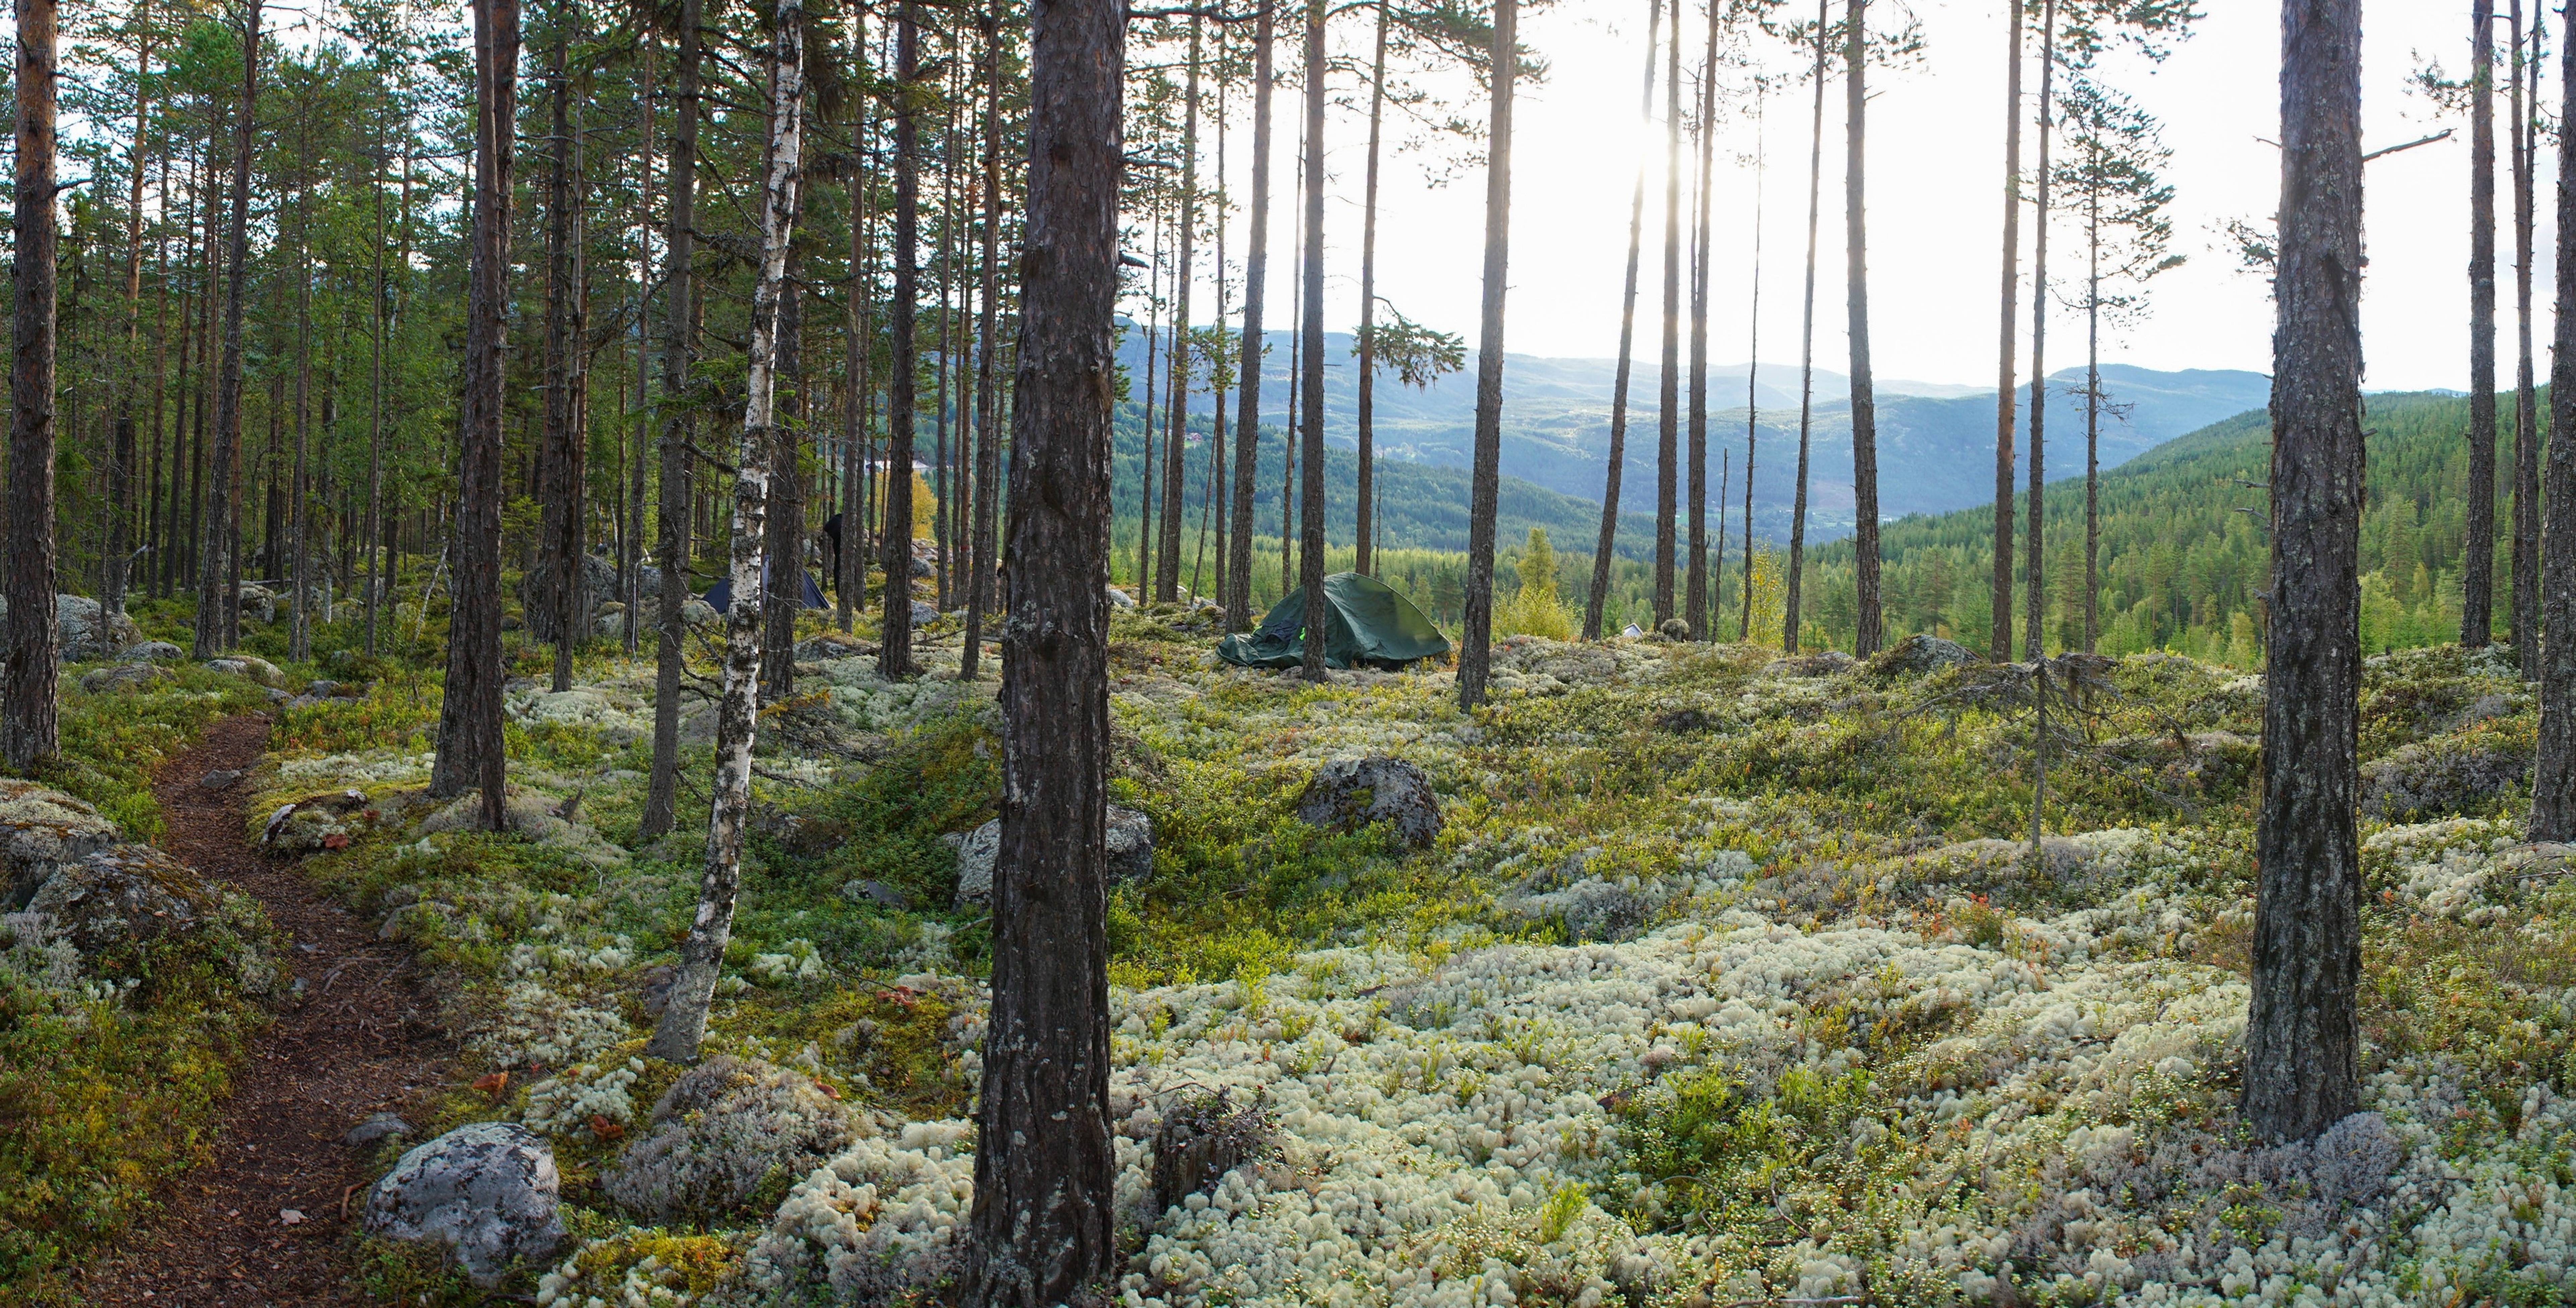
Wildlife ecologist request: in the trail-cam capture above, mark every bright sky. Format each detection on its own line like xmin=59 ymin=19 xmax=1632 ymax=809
xmin=1171 ymin=0 xmax=2527 ymax=394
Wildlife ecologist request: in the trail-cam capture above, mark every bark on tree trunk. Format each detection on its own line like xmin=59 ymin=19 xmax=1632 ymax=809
xmin=3 ymin=0 xmax=59 ymax=767
xmin=1456 ymin=0 xmax=1516 ymax=709
xmin=1160 ymin=17 xmax=1201 ymax=602
xmin=1783 ymin=0 xmax=1826 ymax=654
xmin=642 ymin=0 xmax=702 ymax=839
xmin=541 ymin=36 xmax=587 ymax=691
xmin=1584 ymin=0 xmax=1661 ymax=643
xmin=763 ymin=243 xmax=805 ymax=702
xmin=1846 ymin=0 xmax=1881 ymax=656
xmin=2245 ymin=0 xmax=2365 ymax=1145
xmin=647 ymin=0 xmax=805 ymax=1066
xmin=881 ymin=1 xmax=922 ymax=682
xmin=192 ymin=2 xmax=259 ymax=660
xmin=1226 ymin=0 xmax=1273 ymax=633
xmin=1989 ymin=0 xmax=2024 ymax=662
xmin=2529 ymin=17 xmax=2576 ymax=840
xmin=625 ymin=37 xmax=654 ymax=661
xmin=1653 ymin=4 xmax=1682 ymax=625
xmin=1685 ymin=0 xmax=1716 ymax=640
xmin=2512 ymin=0 xmax=2540 ymax=675
xmin=2024 ymin=0 xmax=2055 ymax=660
xmin=106 ymin=11 xmax=152 ymax=623
xmin=1355 ymin=3 xmax=1386 ymax=579
xmin=432 ymin=0 xmax=515 ymax=832
xmin=960 ymin=0 xmax=1122 ymax=1297
xmin=962 ymin=0 xmax=1004 ymax=683
xmin=1297 ymin=0 xmax=1328 ymax=682
xmin=2467 ymin=0 xmax=2498 ymax=650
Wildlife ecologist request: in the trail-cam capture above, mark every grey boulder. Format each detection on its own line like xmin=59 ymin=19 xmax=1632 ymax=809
xmin=1865 ymin=633 xmax=1975 ymax=677
xmin=955 ymin=806 xmax=1154 ymax=906
xmin=0 ymin=594 xmax=143 ymax=662
xmin=364 ymin=1122 xmax=565 ymax=1288
xmin=1295 ymin=756 xmax=1442 ymax=849
xmin=0 ymin=779 xmax=120 ymax=910
xmin=119 ymin=640 xmax=186 ymax=664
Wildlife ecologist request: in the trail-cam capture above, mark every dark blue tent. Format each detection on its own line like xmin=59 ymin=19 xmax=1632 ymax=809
xmin=703 ymin=564 xmax=827 ymax=615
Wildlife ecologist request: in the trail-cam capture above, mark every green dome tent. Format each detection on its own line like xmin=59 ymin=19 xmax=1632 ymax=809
xmin=1217 ymin=572 xmax=1452 ymax=670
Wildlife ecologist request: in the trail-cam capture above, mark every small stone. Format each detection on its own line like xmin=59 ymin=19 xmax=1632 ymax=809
xmin=279 ymin=1208 xmax=307 ymax=1225
xmin=200 ymin=769 xmax=244 ymax=791
xmin=843 ymin=879 xmax=910 ymax=910
xmin=345 ymin=1111 xmax=415 ymax=1148
xmin=118 ymin=640 xmax=186 ymax=664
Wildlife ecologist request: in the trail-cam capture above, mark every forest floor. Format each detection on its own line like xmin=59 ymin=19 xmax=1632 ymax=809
xmin=80 ymin=715 xmax=457 ymax=1308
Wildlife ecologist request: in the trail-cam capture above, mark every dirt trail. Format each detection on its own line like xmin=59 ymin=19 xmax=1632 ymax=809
xmin=83 ymin=714 xmax=457 ymax=1307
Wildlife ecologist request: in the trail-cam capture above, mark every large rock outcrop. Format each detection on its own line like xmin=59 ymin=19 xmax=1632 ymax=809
xmin=0 ymin=778 xmax=120 ymax=910
xmin=0 ymin=593 xmax=142 ymax=662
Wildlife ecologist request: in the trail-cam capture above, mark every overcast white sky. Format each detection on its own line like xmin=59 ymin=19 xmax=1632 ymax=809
xmin=1155 ymin=0 xmax=2525 ymax=393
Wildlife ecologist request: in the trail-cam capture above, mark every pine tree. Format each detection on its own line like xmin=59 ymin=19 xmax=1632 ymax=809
xmin=1584 ymin=0 xmax=1661 ymax=642
xmin=2 ymin=0 xmax=60 ymax=767
xmin=2245 ymin=0 xmax=2365 ymax=1145
xmin=1457 ymin=0 xmax=1516 ymax=709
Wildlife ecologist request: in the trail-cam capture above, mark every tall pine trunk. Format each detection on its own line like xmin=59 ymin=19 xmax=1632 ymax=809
xmin=1583 ymin=0 xmax=1662 ymax=642
xmin=2085 ymin=184 xmax=2101 ymax=652
xmin=960 ymin=0 xmax=1123 ymax=1295
xmin=3 ymin=0 xmax=59 ymax=766
xmin=1160 ymin=18 xmax=1202 ymax=602
xmin=192 ymin=3 xmax=259 ymax=658
xmin=840 ymin=19 xmax=871 ymax=635
xmin=2531 ymin=10 xmax=2576 ymax=840
xmin=2466 ymin=0 xmax=2498 ymax=648
xmin=1846 ymin=0 xmax=1881 ymax=655
xmin=2245 ymin=0 xmax=2365 ymax=1144
xmin=1988 ymin=0 xmax=2024 ymax=661
xmin=1685 ymin=0 xmax=1716 ymax=639
xmin=1355 ymin=3 xmax=1387 ymax=577
xmin=1296 ymin=0 xmax=1329 ymax=682
xmin=1782 ymin=0 xmax=1826 ymax=653
xmin=1457 ymin=0 xmax=1516 ymax=709
xmin=106 ymin=10 xmax=152 ymax=622
xmin=1741 ymin=95 xmax=1765 ymax=642
xmin=642 ymin=0 xmax=703 ymax=839
xmin=1226 ymin=0 xmax=1274 ymax=632
xmin=2512 ymin=0 xmax=2540 ymax=672
xmin=1652 ymin=3 xmax=1682 ymax=624
xmin=432 ymin=0 xmax=515 ymax=831
xmin=647 ymin=0 xmax=806 ymax=1065
xmin=2023 ymin=0 xmax=2055 ymax=660
xmin=626 ymin=40 xmax=654 ymax=660
xmin=881 ymin=1 xmax=923 ymax=681
xmin=962 ymin=0 xmax=1003 ymax=681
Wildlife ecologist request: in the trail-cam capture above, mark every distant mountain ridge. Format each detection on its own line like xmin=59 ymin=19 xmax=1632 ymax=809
xmin=1115 ymin=324 xmax=2270 ymax=546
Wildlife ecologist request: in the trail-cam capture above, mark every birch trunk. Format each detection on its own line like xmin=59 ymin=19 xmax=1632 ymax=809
xmin=647 ymin=0 xmax=806 ymax=1064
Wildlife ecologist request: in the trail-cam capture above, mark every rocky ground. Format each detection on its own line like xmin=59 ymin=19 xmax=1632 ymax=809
xmin=7 ymin=601 xmax=2575 ymax=1308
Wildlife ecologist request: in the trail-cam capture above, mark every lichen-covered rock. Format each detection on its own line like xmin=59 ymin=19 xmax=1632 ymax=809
xmin=0 ymin=779 xmax=119 ymax=910
xmin=681 ymin=598 xmax=719 ymax=630
xmin=1865 ymin=633 xmax=1975 ymax=677
xmin=954 ymin=806 xmax=1153 ymax=906
xmin=1295 ymin=756 xmax=1442 ymax=849
xmin=795 ymin=633 xmax=872 ymax=662
xmin=601 ymin=1056 xmax=857 ymax=1221
xmin=118 ymin=639 xmax=185 ymax=663
xmin=518 ymin=552 xmax=623 ymax=644
xmin=0 ymin=593 xmax=142 ymax=661
xmin=2360 ymin=731 xmax=2533 ymax=821
xmin=1762 ymin=649 xmax=1859 ymax=678
xmin=79 ymin=662 xmax=172 ymax=694
xmin=205 ymin=653 xmax=286 ymax=687
xmin=416 ymin=785 xmax=628 ymax=870
xmin=233 ymin=583 xmax=277 ymax=624
xmin=260 ymin=788 xmax=389 ymax=855
xmin=365 ymin=1122 xmax=566 ymax=1287
xmin=24 ymin=844 xmax=215 ymax=954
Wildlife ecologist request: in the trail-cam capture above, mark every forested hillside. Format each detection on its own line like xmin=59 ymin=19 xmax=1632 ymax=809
xmin=1791 ymin=390 xmax=2503 ymax=662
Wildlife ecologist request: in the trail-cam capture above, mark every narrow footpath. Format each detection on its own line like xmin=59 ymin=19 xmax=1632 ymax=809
xmin=82 ymin=714 xmax=457 ymax=1307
